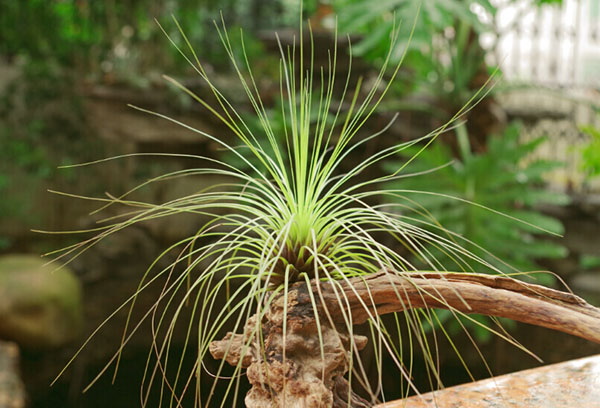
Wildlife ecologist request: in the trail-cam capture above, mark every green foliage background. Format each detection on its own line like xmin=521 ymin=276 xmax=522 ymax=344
xmin=387 ymin=123 xmax=568 ymax=279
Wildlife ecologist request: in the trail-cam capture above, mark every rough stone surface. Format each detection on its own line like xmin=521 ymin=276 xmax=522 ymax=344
xmin=0 ymin=254 xmax=83 ymax=349
xmin=0 ymin=341 xmax=26 ymax=408
xmin=380 ymin=353 xmax=600 ymax=407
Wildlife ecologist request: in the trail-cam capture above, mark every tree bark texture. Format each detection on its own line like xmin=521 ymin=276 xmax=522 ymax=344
xmin=210 ymin=271 xmax=600 ymax=407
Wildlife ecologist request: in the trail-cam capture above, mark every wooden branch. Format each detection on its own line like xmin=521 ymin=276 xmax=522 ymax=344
xmin=313 ymin=271 xmax=600 ymax=344
xmin=210 ymin=271 xmax=600 ymax=407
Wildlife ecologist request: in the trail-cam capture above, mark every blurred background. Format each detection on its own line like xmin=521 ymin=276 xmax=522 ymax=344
xmin=0 ymin=0 xmax=599 ymax=407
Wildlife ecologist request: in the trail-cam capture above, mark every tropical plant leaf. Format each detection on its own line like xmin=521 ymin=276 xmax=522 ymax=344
xmin=387 ymin=122 xmax=567 ymax=276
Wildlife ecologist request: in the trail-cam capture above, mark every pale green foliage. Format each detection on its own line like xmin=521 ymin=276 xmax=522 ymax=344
xmin=335 ymin=0 xmax=494 ymax=61
xmin=580 ymin=123 xmax=600 ymax=180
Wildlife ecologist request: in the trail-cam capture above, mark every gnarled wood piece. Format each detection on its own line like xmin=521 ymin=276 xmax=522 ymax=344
xmin=210 ymin=271 xmax=600 ymax=408
xmin=316 ymin=271 xmax=600 ymax=343
xmin=210 ymin=289 xmax=370 ymax=408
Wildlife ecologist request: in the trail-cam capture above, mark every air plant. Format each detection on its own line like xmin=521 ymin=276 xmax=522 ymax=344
xmin=44 ymin=8 xmax=600 ymax=408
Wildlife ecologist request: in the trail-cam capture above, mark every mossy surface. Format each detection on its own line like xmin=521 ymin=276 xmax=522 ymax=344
xmin=0 ymin=254 xmax=83 ymax=349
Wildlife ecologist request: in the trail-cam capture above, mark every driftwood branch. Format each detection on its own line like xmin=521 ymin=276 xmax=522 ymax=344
xmin=210 ymin=271 xmax=600 ymax=407
xmin=318 ymin=271 xmax=600 ymax=343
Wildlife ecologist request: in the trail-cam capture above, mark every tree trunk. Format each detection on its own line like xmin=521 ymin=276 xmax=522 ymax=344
xmin=210 ymin=271 xmax=600 ymax=407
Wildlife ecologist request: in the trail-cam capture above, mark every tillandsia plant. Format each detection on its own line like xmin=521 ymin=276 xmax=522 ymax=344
xmin=44 ymin=8 xmax=600 ymax=408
